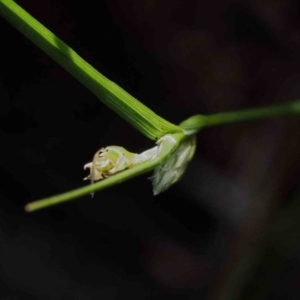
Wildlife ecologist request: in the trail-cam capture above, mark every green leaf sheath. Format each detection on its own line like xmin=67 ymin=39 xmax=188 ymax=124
xmin=0 ymin=0 xmax=181 ymax=140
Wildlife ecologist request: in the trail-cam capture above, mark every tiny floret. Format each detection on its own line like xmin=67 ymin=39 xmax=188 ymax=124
xmin=84 ymin=134 xmax=196 ymax=196
xmin=84 ymin=146 xmax=137 ymax=182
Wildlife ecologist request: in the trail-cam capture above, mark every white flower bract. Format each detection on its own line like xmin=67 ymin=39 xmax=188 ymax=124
xmin=152 ymin=135 xmax=196 ymax=195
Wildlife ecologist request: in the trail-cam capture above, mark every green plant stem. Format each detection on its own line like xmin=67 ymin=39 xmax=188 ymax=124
xmin=0 ymin=0 xmax=181 ymax=140
xmin=25 ymin=159 xmax=160 ymax=212
xmin=179 ymin=100 xmax=300 ymax=133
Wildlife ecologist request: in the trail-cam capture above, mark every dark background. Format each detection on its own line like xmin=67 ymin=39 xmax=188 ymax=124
xmin=1 ymin=0 xmax=300 ymax=299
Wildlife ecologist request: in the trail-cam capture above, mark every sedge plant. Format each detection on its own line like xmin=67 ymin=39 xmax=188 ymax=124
xmin=1 ymin=0 xmax=300 ymax=212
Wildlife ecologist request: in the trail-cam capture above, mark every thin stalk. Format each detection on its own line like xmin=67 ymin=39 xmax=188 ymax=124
xmin=25 ymin=156 xmax=162 ymax=212
xmin=179 ymin=100 xmax=300 ymax=133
